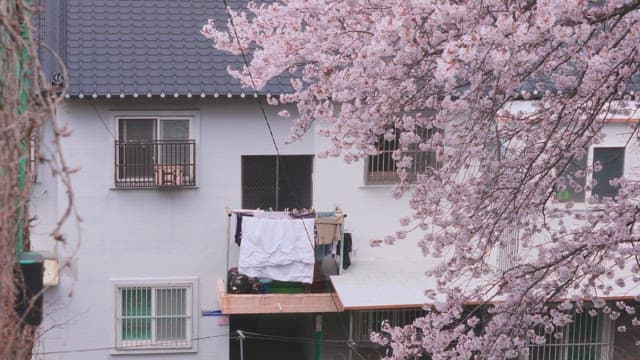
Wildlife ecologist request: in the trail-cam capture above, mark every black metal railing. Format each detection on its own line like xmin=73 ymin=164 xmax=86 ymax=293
xmin=115 ymin=140 xmax=196 ymax=188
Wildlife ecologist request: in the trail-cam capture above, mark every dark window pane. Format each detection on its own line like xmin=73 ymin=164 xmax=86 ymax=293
xmin=242 ymin=155 xmax=313 ymax=210
xmin=242 ymin=156 xmax=277 ymax=210
xmin=120 ymin=118 xmax=155 ymax=142
xmin=118 ymin=119 xmax=155 ymax=180
xmin=592 ymin=147 xmax=624 ymax=200
xmin=557 ymin=154 xmax=587 ymax=203
xmin=278 ymin=156 xmax=313 ymax=210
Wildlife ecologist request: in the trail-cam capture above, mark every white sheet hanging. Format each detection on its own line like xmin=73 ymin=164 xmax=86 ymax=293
xmin=238 ymin=217 xmax=315 ymax=283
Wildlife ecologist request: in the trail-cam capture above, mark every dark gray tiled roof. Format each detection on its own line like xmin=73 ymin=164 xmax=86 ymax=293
xmin=64 ymin=0 xmax=290 ymax=97
xmin=59 ymin=1 xmax=640 ymax=98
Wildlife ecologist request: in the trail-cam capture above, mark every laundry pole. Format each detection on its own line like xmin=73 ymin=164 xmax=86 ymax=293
xmin=315 ymin=314 xmax=323 ymax=360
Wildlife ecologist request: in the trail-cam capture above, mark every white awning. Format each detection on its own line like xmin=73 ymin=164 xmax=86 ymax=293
xmin=330 ymin=258 xmax=639 ymax=310
xmin=330 ymin=259 xmax=437 ymax=310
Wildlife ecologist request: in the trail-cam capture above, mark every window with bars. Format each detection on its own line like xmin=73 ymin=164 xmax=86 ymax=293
xmin=497 ymin=228 xmax=520 ymax=272
xmin=115 ymin=117 xmax=196 ymax=188
xmin=114 ymin=281 xmax=195 ymax=352
xmin=353 ymin=308 xmax=425 ymax=342
xmin=365 ymin=128 xmax=441 ymax=185
xmin=527 ymin=312 xmax=613 ymax=360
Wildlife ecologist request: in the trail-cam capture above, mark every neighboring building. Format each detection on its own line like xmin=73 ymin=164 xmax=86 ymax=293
xmin=31 ymin=1 xmax=640 ymax=360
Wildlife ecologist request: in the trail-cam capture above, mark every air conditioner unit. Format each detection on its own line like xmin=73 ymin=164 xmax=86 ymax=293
xmin=154 ymin=164 xmax=184 ymax=186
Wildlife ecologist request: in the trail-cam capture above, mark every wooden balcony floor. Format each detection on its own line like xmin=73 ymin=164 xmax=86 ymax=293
xmin=217 ymin=279 xmax=343 ymax=314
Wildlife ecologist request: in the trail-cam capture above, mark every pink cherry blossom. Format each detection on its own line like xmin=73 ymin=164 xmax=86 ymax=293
xmin=205 ymin=0 xmax=640 ymax=357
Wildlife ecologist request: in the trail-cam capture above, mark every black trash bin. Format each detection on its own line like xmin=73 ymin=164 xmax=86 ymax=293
xmin=16 ymin=251 xmax=44 ymax=325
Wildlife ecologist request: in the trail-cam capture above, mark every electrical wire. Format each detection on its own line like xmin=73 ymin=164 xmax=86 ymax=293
xmin=35 ymin=333 xmax=235 ymax=355
xmin=220 ymin=5 xmax=371 ymax=360
xmin=222 ymin=0 xmax=283 ymax=210
xmin=232 ymin=329 xmax=371 ymax=359
xmin=221 ymin=0 xmax=280 ymax=157
xmin=238 ymin=330 xmax=348 ymax=344
xmin=90 ymin=101 xmax=117 ymax=140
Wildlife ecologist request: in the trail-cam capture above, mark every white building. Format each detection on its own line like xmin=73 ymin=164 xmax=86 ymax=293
xmin=31 ymin=1 xmax=640 ymax=359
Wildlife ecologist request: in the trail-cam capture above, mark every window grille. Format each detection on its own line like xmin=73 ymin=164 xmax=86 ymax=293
xmin=527 ymin=312 xmax=612 ymax=360
xmin=115 ymin=117 xmax=196 ymax=188
xmin=29 ymin=133 xmax=39 ymax=183
xmin=353 ymin=308 xmax=425 ymax=342
xmin=365 ymin=128 xmax=441 ymax=185
xmin=116 ymin=285 xmax=192 ymax=350
xmin=497 ymin=228 xmax=520 ymax=272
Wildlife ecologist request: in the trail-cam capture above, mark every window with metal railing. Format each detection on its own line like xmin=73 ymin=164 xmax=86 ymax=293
xmin=365 ymin=127 xmax=441 ymax=185
xmin=497 ymin=227 xmax=521 ymax=272
xmin=527 ymin=312 xmax=613 ymax=360
xmin=353 ymin=308 xmax=425 ymax=342
xmin=115 ymin=118 xmax=195 ymax=188
xmin=114 ymin=280 xmax=196 ymax=352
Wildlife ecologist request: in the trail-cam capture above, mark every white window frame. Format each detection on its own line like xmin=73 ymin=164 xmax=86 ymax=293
xmin=525 ymin=311 xmax=614 ymax=360
xmin=556 ymin=145 xmax=626 ymax=206
xmin=110 ymin=110 xmax=201 ymax=188
xmin=364 ymin=127 xmax=442 ymax=185
xmin=111 ymin=277 xmax=198 ymax=355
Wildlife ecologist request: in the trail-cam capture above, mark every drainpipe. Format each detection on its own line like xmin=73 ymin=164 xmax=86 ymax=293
xmin=14 ymin=0 xmax=44 ymax=327
xmin=16 ymin=0 xmax=31 ymax=257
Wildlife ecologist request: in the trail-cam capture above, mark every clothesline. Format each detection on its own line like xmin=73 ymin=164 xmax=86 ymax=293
xmin=225 ymin=206 xmax=347 ymax=217
xmin=224 ymin=206 xmax=349 ymax=283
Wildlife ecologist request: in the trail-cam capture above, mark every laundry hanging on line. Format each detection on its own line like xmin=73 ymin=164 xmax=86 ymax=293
xmin=315 ymin=213 xmax=344 ymax=245
xmin=238 ymin=217 xmax=315 ymax=284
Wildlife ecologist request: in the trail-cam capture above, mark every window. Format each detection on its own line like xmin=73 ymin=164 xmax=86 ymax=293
xmin=365 ymin=128 xmax=441 ymax=185
xmin=527 ymin=312 xmax=612 ymax=360
xmin=497 ymin=227 xmax=520 ymax=272
xmin=115 ymin=117 xmax=195 ymax=188
xmin=556 ymin=153 xmax=588 ymax=203
xmin=556 ymin=147 xmax=624 ymax=203
xmin=592 ymin=147 xmax=624 ymax=201
xmin=114 ymin=279 xmax=196 ymax=352
xmin=241 ymin=155 xmax=313 ymax=210
xmin=353 ymin=308 xmax=425 ymax=342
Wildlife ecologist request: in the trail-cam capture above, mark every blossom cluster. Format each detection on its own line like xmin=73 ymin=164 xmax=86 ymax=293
xmin=205 ymin=0 xmax=640 ymax=358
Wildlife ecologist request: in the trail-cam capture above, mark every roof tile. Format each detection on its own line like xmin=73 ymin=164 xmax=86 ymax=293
xmin=65 ymin=0 xmax=292 ymax=96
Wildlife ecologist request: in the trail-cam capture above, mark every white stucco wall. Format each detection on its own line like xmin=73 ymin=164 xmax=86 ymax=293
xmin=33 ymin=98 xmax=640 ymax=358
xmin=33 ymin=97 xmax=428 ymax=359
xmin=32 ymin=98 xmax=317 ymax=359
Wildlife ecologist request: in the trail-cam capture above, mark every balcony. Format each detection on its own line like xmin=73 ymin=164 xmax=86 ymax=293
xmin=217 ymin=279 xmax=342 ymax=314
xmin=114 ymin=140 xmax=196 ymax=188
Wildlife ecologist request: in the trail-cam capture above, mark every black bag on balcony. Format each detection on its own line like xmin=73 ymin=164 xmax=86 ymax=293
xmin=228 ymin=268 xmax=250 ymax=294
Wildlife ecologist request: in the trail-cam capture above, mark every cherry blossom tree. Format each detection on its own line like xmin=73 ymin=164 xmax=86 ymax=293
xmin=204 ymin=1 xmax=640 ymax=358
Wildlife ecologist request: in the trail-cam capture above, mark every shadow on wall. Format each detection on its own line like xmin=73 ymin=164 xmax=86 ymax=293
xmin=230 ymin=314 xmax=314 ymax=360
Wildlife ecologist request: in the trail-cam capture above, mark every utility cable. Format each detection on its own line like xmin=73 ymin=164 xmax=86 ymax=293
xmin=219 ymin=6 xmax=370 ymax=360
xmin=234 ymin=330 xmax=370 ymax=360
xmin=222 ymin=0 xmax=282 ymax=210
xmin=35 ymin=333 xmax=234 ymax=355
